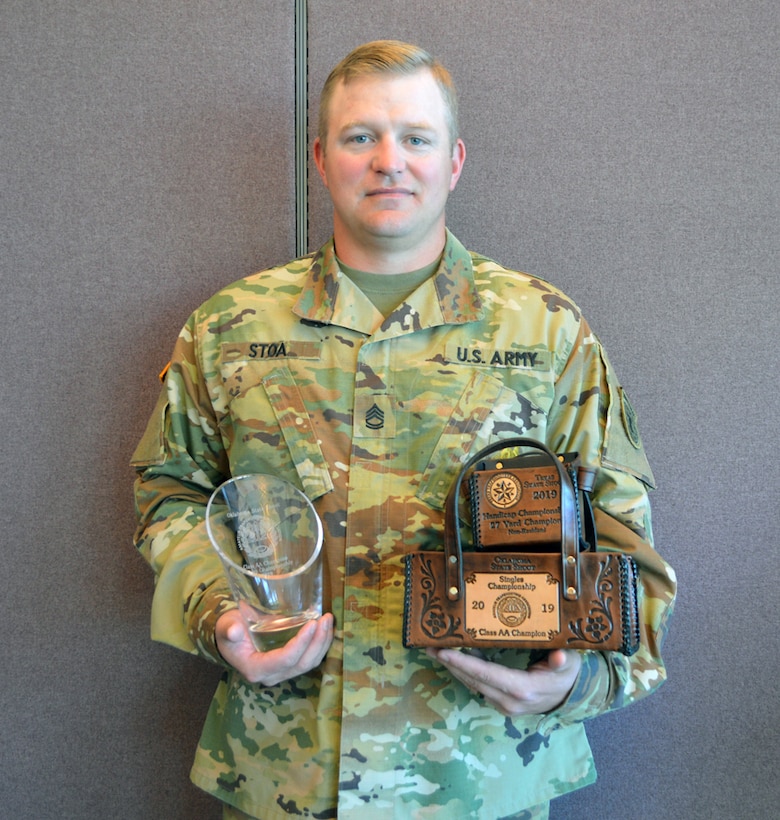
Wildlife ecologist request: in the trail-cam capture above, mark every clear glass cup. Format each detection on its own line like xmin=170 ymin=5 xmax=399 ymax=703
xmin=206 ymin=474 xmax=324 ymax=650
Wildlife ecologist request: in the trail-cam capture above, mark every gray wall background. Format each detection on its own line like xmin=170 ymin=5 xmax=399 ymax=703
xmin=2 ymin=1 xmax=777 ymax=818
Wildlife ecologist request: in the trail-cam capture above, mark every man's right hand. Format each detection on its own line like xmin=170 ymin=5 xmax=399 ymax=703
xmin=215 ymin=610 xmax=334 ymax=686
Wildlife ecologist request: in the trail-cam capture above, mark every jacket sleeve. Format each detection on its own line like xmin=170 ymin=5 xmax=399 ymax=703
xmin=130 ymin=315 xmax=235 ymax=665
xmin=539 ymin=318 xmax=677 ymax=727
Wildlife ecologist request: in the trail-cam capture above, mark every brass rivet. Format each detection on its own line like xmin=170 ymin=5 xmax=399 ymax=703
xmin=449 ymin=555 xmax=458 ymax=564
xmin=567 ymin=586 xmax=576 ymax=596
xmin=449 ymin=587 xmax=459 ymax=597
xmin=496 ymin=461 xmax=503 ymax=469
xmin=567 ymin=555 xmax=576 ymax=565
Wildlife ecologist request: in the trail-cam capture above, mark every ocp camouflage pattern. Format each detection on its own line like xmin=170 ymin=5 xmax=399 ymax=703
xmin=132 ymin=231 xmax=676 ymax=819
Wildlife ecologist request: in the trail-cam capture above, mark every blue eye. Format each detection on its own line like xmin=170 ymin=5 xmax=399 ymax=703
xmin=351 ymin=134 xmax=370 ymax=144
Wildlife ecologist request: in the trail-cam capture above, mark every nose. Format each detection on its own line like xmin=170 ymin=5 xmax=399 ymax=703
xmin=371 ymin=137 xmax=405 ymax=176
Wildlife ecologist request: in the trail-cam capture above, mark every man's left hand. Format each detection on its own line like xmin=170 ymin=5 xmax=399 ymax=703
xmin=426 ymin=647 xmax=582 ymax=716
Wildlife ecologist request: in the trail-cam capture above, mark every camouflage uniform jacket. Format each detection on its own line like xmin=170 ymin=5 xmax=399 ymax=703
xmin=132 ymin=231 xmax=676 ymax=819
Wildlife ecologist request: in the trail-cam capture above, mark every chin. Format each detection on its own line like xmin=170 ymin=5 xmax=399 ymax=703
xmin=365 ymin=211 xmax=426 ymax=234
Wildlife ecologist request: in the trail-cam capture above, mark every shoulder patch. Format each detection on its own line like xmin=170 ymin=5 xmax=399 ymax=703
xmin=620 ymin=388 xmax=642 ymax=449
xmin=597 ymin=342 xmax=656 ymax=488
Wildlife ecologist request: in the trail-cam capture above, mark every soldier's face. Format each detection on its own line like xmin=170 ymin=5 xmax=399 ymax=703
xmin=314 ymin=70 xmax=465 ymax=265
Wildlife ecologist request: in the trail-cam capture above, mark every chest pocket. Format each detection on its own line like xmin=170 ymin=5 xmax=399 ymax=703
xmin=261 ymin=368 xmax=334 ymax=500
xmin=223 ymin=362 xmax=333 ymax=501
xmin=415 ymin=370 xmax=509 ymax=511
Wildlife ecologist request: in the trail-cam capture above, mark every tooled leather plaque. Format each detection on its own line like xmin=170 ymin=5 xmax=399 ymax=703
xmin=469 ymin=464 xmax=564 ymax=549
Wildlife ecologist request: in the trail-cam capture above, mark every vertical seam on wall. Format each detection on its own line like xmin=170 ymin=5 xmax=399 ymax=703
xmin=295 ymin=0 xmax=308 ymax=258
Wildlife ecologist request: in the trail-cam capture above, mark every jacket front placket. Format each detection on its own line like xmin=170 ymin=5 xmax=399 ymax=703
xmin=297 ymin=240 xmax=486 ymax=812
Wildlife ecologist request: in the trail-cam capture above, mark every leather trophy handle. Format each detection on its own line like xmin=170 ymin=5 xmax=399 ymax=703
xmin=443 ymin=438 xmax=580 ymax=602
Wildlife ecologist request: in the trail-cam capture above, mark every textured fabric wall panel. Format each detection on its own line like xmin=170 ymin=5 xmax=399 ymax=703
xmin=307 ymin=2 xmax=779 ymax=818
xmin=1 ymin=2 xmax=294 ymax=818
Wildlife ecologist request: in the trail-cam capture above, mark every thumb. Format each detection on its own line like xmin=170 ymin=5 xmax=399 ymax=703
xmin=217 ymin=610 xmax=248 ymax=645
xmin=546 ymin=649 xmax=570 ymax=670
xmin=225 ymin=620 xmax=247 ymax=643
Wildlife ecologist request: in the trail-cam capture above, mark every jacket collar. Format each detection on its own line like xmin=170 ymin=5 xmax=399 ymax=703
xmin=293 ymin=230 xmax=484 ymax=336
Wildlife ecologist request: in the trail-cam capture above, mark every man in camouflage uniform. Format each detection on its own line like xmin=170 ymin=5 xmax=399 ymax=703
xmin=132 ymin=41 xmax=676 ymax=819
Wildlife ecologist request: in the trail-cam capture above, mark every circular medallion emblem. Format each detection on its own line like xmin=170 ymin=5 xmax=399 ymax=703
xmin=493 ymin=593 xmax=530 ymax=627
xmin=485 ymin=472 xmax=522 ymax=509
xmin=237 ymin=518 xmax=274 ymax=565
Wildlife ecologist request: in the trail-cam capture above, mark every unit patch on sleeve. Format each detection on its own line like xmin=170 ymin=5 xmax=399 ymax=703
xmin=620 ymin=387 xmax=642 ymax=449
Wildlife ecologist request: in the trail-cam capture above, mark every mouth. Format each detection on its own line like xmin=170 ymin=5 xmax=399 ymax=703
xmin=366 ymin=187 xmax=414 ymax=198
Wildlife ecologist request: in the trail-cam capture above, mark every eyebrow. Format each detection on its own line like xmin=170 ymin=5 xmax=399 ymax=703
xmin=338 ymin=120 xmax=438 ymax=134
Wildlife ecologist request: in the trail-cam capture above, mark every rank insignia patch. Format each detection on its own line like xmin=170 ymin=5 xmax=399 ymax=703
xmin=355 ymin=394 xmax=395 ymax=438
xmin=365 ymin=403 xmax=385 ymax=430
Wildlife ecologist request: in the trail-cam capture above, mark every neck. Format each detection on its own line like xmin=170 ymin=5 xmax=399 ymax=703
xmin=331 ymin=225 xmax=447 ymax=274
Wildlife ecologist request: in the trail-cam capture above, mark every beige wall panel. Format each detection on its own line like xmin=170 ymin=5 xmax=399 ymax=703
xmin=2 ymin=2 xmax=295 ymax=817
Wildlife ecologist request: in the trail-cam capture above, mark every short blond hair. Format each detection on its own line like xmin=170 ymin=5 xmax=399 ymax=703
xmin=317 ymin=40 xmax=459 ymax=148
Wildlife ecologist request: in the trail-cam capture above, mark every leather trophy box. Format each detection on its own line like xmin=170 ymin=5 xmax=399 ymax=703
xmin=404 ymin=438 xmax=640 ymax=655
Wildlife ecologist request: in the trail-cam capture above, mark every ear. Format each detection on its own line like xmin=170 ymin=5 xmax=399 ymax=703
xmin=313 ymin=136 xmax=328 ymax=188
xmin=449 ymin=138 xmax=466 ymax=191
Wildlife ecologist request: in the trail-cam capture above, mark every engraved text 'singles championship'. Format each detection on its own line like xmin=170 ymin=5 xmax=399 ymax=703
xmin=403 ymin=438 xmax=640 ymax=655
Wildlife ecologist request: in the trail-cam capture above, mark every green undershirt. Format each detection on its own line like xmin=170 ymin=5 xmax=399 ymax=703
xmin=338 ymin=258 xmax=441 ymax=317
